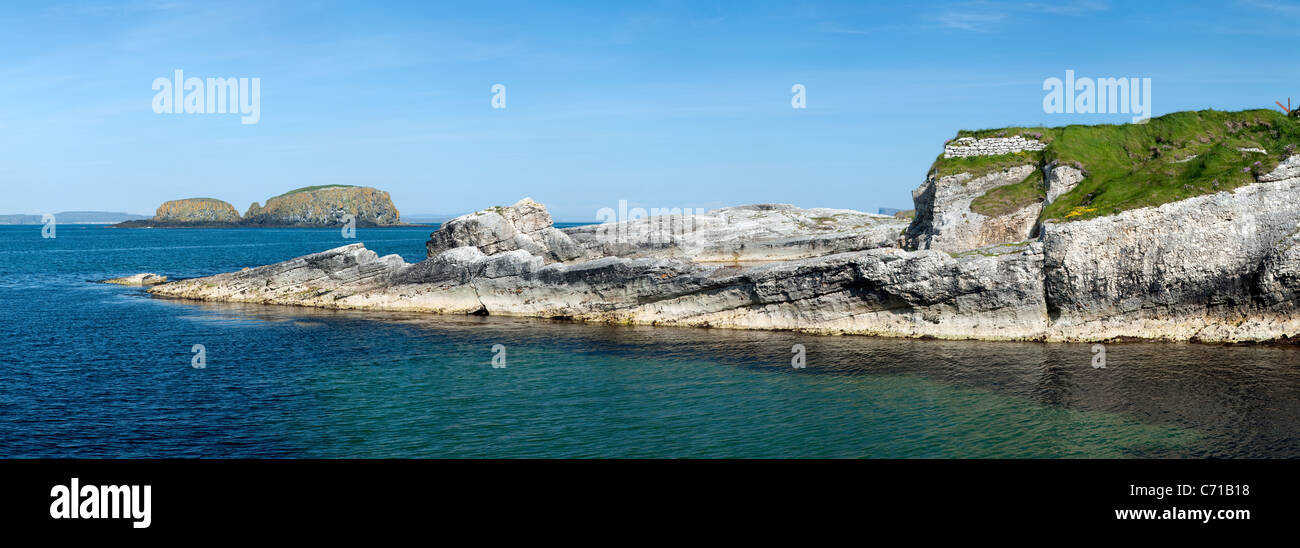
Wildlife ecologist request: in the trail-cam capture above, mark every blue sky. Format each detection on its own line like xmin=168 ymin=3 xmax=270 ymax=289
xmin=1 ymin=0 xmax=1297 ymax=220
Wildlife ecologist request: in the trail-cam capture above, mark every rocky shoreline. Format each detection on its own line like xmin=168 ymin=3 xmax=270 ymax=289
xmin=139 ymin=158 xmax=1300 ymax=343
xmin=129 ymin=112 xmax=1300 ymax=343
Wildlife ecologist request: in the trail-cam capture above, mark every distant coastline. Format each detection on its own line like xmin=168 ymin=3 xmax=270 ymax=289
xmin=0 ymin=211 xmax=149 ymax=225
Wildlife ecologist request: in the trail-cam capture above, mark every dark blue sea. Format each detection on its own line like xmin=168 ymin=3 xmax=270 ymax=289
xmin=2 ymin=224 xmax=1298 ymax=458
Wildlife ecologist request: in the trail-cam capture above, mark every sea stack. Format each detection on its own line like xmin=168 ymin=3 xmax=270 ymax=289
xmin=241 ymin=185 xmax=401 ymax=227
xmin=154 ymin=198 xmax=242 ymax=224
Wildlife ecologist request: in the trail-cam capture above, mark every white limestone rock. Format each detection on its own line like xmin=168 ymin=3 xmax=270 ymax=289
xmin=102 ymin=273 xmax=168 ymax=286
xmin=903 ymin=165 xmax=1040 ymax=252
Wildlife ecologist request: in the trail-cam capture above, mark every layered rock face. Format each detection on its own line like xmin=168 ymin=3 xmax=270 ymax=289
xmin=428 ymin=200 xmax=909 ymax=265
xmin=903 ymin=165 xmax=1040 ymax=252
xmin=151 ymin=238 xmax=1048 ymax=340
xmin=154 ymin=198 xmax=241 ymax=224
xmin=563 ymin=204 xmax=908 ymax=263
xmin=1043 ymin=160 xmax=1300 ymax=341
xmin=243 ymin=186 xmax=400 ymax=227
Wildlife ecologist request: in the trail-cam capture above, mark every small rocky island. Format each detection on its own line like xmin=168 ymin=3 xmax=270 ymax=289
xmin=114 ymin=185 xmax=404 ymax=228
xmin=134 ymin=109 xmax=1300 ymax=343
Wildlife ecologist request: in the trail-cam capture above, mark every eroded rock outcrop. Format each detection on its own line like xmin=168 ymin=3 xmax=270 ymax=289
xmin=428 ymin=200 xmax=909 ymax=265
xmin=564 ymin=204 xmax=908 ymax=263
xmin=1044 ymin=165 xmax=1084 ymax=205
xmin=903 ymin=165 xmax=1040 ymax=252
xmin=425 ymin=198 xmax=585 ymax=263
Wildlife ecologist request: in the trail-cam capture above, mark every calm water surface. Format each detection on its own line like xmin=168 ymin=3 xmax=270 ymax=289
xmin=1 ymin=225 xmax=1297 ymax=457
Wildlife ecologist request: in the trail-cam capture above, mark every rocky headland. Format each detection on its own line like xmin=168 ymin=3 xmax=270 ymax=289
xmin=136 ymin=109 xmax=1300 ymax=343
xmin=114 ymin=185 xmax=404 ymax=228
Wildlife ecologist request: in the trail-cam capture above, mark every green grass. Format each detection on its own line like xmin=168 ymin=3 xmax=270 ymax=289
xmin=970 ymin=170 xmax=1045 ymax=217
xmin=955 ymin=127 xmax=1058 ymax=140
xmin=932 ymin=109 xmax=1300 ymax=222
xmin=931 ymin=150 xmax=1046 ymax=179
xmin=266 ymin=185 xmax=358 ymax=202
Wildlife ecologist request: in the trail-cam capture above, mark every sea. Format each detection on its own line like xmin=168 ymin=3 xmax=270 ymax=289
xmin=1 ymin=224 xmax=1297 ymax=458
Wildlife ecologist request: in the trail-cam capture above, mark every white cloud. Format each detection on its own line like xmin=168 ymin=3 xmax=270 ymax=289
xmin=937 ymin=11 xmax=1006 ymax=31
xmin=935 ymin=1 xmax=1108 ymax=32
xmin=1240 ymin=0 xmax=1300 ymax=15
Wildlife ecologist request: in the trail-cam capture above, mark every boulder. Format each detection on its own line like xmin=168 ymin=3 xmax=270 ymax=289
xmin=425 ymin=198 xmax=586 ymax=264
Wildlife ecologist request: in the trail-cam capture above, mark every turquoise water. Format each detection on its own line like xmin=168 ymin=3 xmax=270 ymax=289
xmin=1 ymin=225 xmax=1297 ymax=457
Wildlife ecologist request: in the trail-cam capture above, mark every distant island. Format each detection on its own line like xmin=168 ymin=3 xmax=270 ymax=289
xmin=113 ymin=185 xmax=413 ymax=228
xmin=402 ymin=213 xmax=469 ymax=224
xmin=0 ymin=211 xmax=149 ymax=225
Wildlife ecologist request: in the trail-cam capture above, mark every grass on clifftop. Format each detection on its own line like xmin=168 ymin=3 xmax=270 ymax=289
xmin=932 ymin=109 xmax=1300 ymax=222
xmin=266 ymin=185 xmax=358 ymax=202
xmin=970 ymin=170 xmax=1045 ymax=217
